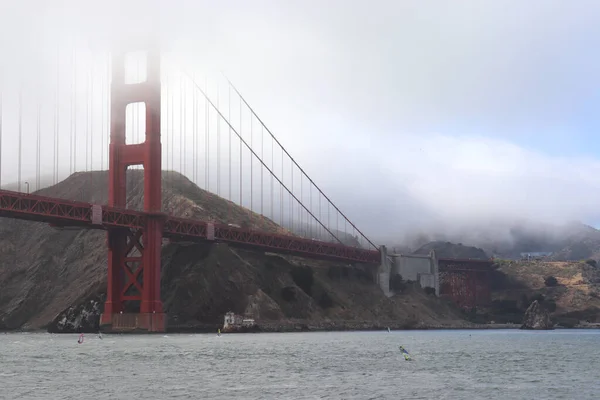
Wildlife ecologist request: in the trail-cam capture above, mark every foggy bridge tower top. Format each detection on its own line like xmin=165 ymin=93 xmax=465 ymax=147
xmin=108 ymin=40 xmax=162 ymax=211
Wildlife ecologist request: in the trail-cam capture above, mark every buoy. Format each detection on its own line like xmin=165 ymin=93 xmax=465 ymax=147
xmin=77 ymin=333 xmax=84 ymax=344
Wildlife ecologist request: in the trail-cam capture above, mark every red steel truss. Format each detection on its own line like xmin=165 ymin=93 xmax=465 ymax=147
xmin=0 ymin=189 xmax=380 ymax=264
xmin=438 ymin=258 xmax=492 ymax=308
xmin=164 ymin=217 xmax=380 ymax=263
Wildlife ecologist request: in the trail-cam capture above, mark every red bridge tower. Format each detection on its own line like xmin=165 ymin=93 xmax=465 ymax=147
xmin=99 ymin=42 xmax=166 ymax=332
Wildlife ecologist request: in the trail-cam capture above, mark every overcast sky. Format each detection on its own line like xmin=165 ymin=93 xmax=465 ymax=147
xmin=1 ymin=0 xmax=600 ymax=245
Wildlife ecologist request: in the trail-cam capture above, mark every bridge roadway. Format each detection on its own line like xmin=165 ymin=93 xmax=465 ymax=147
xmin=0 ymin=189 xmax=380 ymax=264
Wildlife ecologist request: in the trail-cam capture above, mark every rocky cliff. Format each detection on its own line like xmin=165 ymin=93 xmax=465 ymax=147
xmin=521 ymin=300 xmax=553 ymax=330
xmin=0 ymin=171 xmax=468 ymax=333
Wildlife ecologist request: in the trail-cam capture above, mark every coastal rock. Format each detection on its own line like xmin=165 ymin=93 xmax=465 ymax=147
xmin=244 ymin=289 xmax=284 ymax=320
xmin=47 ymin=294 xmax=104 ymax=333
xmin=521 ymin=300 xmax=553 ymax=330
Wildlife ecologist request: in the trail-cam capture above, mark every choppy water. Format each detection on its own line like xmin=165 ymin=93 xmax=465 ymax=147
xmin=1 ymin=329 xmax=599 ymax=399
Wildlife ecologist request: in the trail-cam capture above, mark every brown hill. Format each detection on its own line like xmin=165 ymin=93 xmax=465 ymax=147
xmin=0 ymin=170 xmax=468 ymax=332
xmin=489 ymin=259 xmax=600 ymax=326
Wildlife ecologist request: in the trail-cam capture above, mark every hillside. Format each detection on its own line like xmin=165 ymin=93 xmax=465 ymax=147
xmin=0 ymin=170 xmax=469 ymax=332
xmin=413 ymin=241 xmax=489 ymax=259
xmin=488 ymin=259 xmax=600 ymax=326
xmin=396 ymin=221 xmax=600 ymax=262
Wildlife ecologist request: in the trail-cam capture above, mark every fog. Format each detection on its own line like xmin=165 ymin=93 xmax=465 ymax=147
xmin=1 ymin=0 xmax=600 ymax=249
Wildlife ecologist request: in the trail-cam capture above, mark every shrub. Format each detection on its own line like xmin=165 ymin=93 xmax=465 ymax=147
xmin=531 ymin=293 xmax=545 ymax=302
xmin=424 ymin=287 xmax=436 ymax=296
xmin=585 ymin=259 xmax=597 ymax=268
xmin=544 ymin=276 xmax=558 ymax=287
xmin=491 ymin=299 xmax=520 ymax=313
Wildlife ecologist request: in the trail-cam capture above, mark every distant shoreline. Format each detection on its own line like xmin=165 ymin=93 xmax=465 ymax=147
xmin=4 ymin=321 xmax=600 ymax=334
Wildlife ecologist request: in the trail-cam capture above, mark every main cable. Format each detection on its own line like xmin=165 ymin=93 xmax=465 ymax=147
xmin=223 ymin=75 xmax=377 ymax=250
xmin=182 ymin=70 xmax=344 ymax=245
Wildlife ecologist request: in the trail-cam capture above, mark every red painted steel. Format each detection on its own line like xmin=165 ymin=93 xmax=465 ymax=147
xmin=439 ymin=259 xmax=493 ymax=307
xmin=100 ymin=41 xmax=166 ymax=332
xmin=163 ymin=217 xmax=380 ymax=263
xmin=0 ymin=189 xmax=380 ymax=264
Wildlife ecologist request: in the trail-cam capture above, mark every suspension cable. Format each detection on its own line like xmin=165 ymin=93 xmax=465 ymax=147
xmin=222 ymin=74 xmax=377 ymax=250
xmin=181 ymin=69 xmax=345 ymax=245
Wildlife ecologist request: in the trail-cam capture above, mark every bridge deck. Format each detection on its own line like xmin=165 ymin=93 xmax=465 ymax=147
xmin=0 ymin=190 xmax=380 ymax=264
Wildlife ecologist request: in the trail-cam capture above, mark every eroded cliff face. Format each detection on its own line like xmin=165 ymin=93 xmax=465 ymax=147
xmin=0 ymin=171 xmax=467 ymax=333
xmin=45 ymin=242 xmax=466 ymax=333
xmin=521 ymin=300 xmax=553 ymax=330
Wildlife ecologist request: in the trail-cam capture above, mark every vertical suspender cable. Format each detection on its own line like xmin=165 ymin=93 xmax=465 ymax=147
xmin=100 ymin=54 xmax=105 ymax=172
xmin=290 ymin=158 xmax=293 ymax=232
xmin=239 ymin=97 xmax=242 ymax=206
xmin=261 ymin=124 xmax=264 ymax=217
xmin=86 ymin=64 xmax=90 ymax=172
xmin=192 ymin=73 xmax=196 ymax=184
xmin=205 ymin=76 xmax=209 ymax=191
xmin=270 ymin=128 xmax=274 ymax=221
xmin=179 ymin=75 xmax=183 ymax=176
xmin=0 ymin=82 xmax=3 ymax=188
xmin=217 ymin=85 xmax=220 ymax=196
xmin=36 ymin=103 xmax=41 ymax=190
xmin=165 ymin=72 xmax=169 ymax=204
xmin=170 ymin=73 xmax=176 ymax=199
xmin=310 ymin=182 xmax=313 ymax=238
xmin=250 ymin=114 xmax=253 ymax=216
xmin=54 ymin=46 xmax=60 ymax=185
xmin=73 ymin=48 xmax=77 ymax=174
xmin=300 ymin=172 xmax=303 ymax=236
xmin=280 ymin=147 xmax=283 ymax=225
xmin=228 ymin=85 xmax=232 ymax=202
xmin=0 ymin=88 xmax=3 ymax=188
xmin=183 ymin=76 xmax=187 ymax=178
xmin=17 ymin=86 xmax=22 ymax=192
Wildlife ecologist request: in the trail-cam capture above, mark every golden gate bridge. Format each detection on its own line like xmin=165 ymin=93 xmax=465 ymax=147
xmin=0 ymin=34 xmax=492 ymax=332
xmin=0 ymin=37 xmax=384 ymax=332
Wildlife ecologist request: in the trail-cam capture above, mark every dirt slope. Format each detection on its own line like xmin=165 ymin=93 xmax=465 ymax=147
xmin=0 ymin=171 xmax=467 ymax=332
xmin=489 ymin=259 xmax=600 ymax=325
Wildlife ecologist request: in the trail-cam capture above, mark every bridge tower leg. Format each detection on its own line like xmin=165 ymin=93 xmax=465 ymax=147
xmin=99 ymin=42 xmax=166 ymax=333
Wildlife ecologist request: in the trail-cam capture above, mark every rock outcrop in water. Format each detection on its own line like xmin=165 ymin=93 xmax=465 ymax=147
xmin=48 ymin=294 xmax=104 ymax=333
xmin=521 ymin=300 xmax=553 ymax=330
